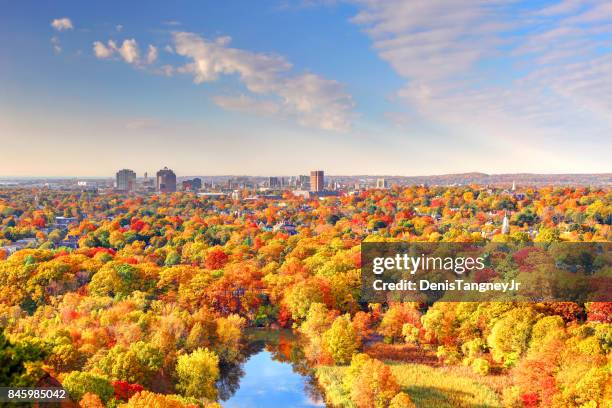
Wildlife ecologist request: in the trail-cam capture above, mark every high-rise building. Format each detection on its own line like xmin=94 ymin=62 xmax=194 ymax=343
xmin=376 ymin=178 xmax=388 ymax=189
xmin=310 ymin=170 xmax=324 ymax=192
xmin=268 ymin=177 xmax=280 ymax=188
xmin=156 ymin=167 xmax=177 ymax=193
xmin=298 ymin=175 xmax=310 ymax=190
xmin=116 ymin=169 xmax=136 ymax=192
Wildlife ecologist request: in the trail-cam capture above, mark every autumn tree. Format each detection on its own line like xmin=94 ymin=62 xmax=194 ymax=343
xmin=62 ymin=371 xmax=114 ymax=403
xmin=344 ymin=354 xmax=400 ymax=408
xmin=175 ymin=348 xmax=220 ymax=400
xmin=488 ymin=307 xmax=541 ymax=367
xmin=389 ymin=392 xmax=416 ymax=408
xmin=323 ymin=314 xmax=360 ymax=364
xmin=96 ymin=341 xmax=163 ymax=385
xmin=378 ymin=303 xmax=421 ymax=343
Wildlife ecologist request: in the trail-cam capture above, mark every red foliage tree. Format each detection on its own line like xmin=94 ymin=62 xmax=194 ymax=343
xmin=205 ymin=248 xmax=229 ymax=270
xmin=586 ymin=302 xmax=612 ymax=323
xmin=113 ymin=380 xmax=144 ymax=401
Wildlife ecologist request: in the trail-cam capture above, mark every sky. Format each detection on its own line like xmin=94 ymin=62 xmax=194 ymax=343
xmin=0 ymin=0 xmax=611 ymax=177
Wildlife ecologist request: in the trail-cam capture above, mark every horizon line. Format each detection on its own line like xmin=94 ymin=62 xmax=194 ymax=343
xmin=1 ymin=171 xmax=611 ymax=180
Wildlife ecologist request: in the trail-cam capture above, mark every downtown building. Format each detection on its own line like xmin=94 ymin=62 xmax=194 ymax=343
xmin=182 ymin=178 xmax=202 ymax=191
xmin=156 ymin=167 xmax=177 ymax=193
xmin=310 ymin=170 xmax=324 ymax=192
xmin=116 ymin=169 xmax=136 ymax=192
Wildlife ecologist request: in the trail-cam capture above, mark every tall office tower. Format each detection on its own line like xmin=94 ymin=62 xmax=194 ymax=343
xmin=156 ymin=167 xmax=177 ymax=193
xmin=116 ymin=169 xmax=136 ymax=192
xmin=268 ymin=176 xmax=280 ymax=188
xmin=310 ymin=170 xmax=324 ymax=192
xmin=298 ymin=174 xmax=310 ymax=190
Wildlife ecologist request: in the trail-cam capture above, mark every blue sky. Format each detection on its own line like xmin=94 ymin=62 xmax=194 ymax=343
xmin=1 ymin=0 xmax=611 ymax=177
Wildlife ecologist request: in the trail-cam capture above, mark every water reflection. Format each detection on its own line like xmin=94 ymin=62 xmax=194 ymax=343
xmin=218 ymin=330 xmax=325 ymax=408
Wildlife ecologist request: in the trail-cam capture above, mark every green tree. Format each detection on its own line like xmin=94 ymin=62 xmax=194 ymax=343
xmin=0 ymin=332 xmax=48 ymax=386
xmin=96 ymin=341 xmax=163 ymax=384
xmin=62 ymin=371 xmax=114 ymax=403
xmin=488 ymin=308 xmax=540 ymax=367
xmin=175 ymin=348 xmax=220 ymax=400
xmin=323 ymin=314 xmax=359 ymax=364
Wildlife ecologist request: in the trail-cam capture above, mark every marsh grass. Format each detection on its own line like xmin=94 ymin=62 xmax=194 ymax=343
xmin=388 ymin=362 xmax=501 ymax=408
xmin=316 ymin=362 xmax=502 ymax=408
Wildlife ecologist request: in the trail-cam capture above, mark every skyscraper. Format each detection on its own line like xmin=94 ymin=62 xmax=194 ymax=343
xmin=310 ymin=170 xmax=324 ymax=192
xmin=116 ymin=169 xmax=136 ymax=192
xmin=156 ymin=167 xmax=177 ymax=193
xmin=268 ymin=177 xmax=280 ymax=188
xmin=298 ymin=175 xmax=310 ymax=190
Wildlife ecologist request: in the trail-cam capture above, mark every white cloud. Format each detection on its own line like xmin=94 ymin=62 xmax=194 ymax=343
xmin=93 ymin=40 xmax=115 ymax=59
xmin=117 ymin=39 xmax=139 ymax=64
xmin=146 ymin=45 xmax=158 ymax=64
xmin=91 ymin=31 xmax=353 ymax=131
xmin=116 ymin=24 xmax=124 ymax=32
xmin=565 ymin=1 xmax=612 ymax=23
xmin=534 ymin=0 xmax=587 ymax=16
xmin=158 ymin=65 xmax=175 ymax=76
xmin=349 ymin=0 xmax=612 ymax=148
xmin=93 ymin=39 xmax=159 ymax=66
xmin=51 ymin=17 xmax=73 ymax=31
xmin=173 ymin=32 xmax=354 ymax=131
xmin=351 ymin=0 xmax=513 ymax=81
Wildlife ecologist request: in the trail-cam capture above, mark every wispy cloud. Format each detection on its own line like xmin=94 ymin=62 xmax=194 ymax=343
xmin=50 ymin=36 xmax=62 ymax=53
xmin=349 ymin=0 xmax=612 ymax=148
xmin=173 ymin=32 xmax=355 ymax=131
xmin=146 ymin=45 xmax=158 ymax=64
xmin=213 ymin=94 xmax=280 ymax=116
xmin=89 ymin=31 xmax=355 ymax=132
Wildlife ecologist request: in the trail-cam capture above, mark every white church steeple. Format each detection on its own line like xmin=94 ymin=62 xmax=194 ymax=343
xmin=502 ymin=212 xmax=510 ymax=235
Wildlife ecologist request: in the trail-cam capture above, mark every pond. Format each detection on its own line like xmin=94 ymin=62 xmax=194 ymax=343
xmin=219 ymin=330 xmax=325 ymax=408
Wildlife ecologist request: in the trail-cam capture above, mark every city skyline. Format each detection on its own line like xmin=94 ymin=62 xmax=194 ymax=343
xmin=2 ymin=1 xmax=612 ymax=177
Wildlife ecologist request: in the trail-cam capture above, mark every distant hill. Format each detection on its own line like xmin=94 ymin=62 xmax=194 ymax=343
xmin=176 ymin=172 xmax=612 ymax=187
xmin=331 ymin=173 xmax=611 ymax=187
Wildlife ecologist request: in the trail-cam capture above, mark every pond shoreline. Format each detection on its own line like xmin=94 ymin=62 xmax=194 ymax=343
xmin=219 ymin=328 xmax=326 ymax=407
